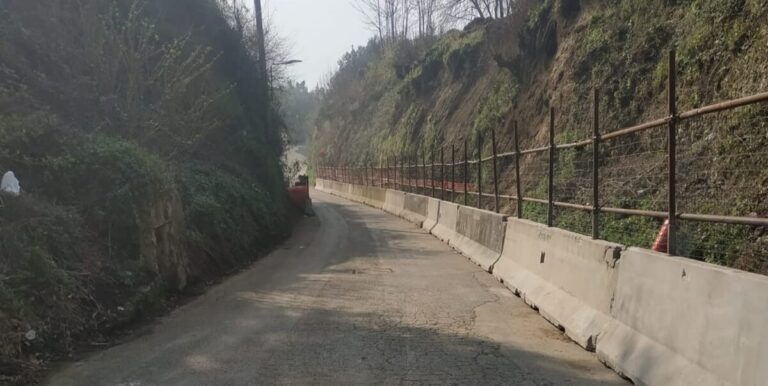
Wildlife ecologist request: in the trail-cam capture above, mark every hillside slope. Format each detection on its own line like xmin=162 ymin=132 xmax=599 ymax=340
xmin=312 ymin=0 xmax=767 ymax=271
xmin=0 ymin=1 xmax=292 ymax=383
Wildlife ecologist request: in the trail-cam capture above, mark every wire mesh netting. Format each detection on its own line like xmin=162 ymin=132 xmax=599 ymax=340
xmin=552 ymin=142 xmax=594 ymax=236
xmin=320 ymin=94 xmax=768 ymax=274
xmin=496 ymin=152 xmax=520 ymax=214
xmin=598 ymin=126 xmax=670 ymax=247
xmin=676 ymin=105 xmax=768 ymax=271
xmin=517 ymin=150 xmax=549 ymax=225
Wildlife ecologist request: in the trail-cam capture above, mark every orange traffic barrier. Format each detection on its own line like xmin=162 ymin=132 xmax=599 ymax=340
xmin=652 ymin=219 xmax=669 ymax=253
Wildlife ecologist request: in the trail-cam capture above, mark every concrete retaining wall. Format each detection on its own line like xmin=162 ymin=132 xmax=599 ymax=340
xmin=450 ymin=206 xmax=507 ymax=272
xmin=401 ymin=194 xmax=429 ymax=226
xmin=492 ymin=218 xmax=622 ymax=350
xmin=598 ymin=248 xmax=768 ymax=386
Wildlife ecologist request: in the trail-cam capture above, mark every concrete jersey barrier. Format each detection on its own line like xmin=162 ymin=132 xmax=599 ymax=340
xmin=422 ymin=198 xmax=440 ymax=232
xmin=492 ymin=218 xmax=622 ymax=350
xmin=362 ymin=186 xmax=387 ymax=209
xmin=382 ymin=190 xmax=406 ymax=217
xmin=401 ymin=194 xmax=429 ymax=226
xmin=431 ymin=202 xmax=459 ymax=243
xmin=450 ymin=205 xmax=507 ymax=272
xmin=350 ymin=184 xmax=366 ymax=202
xmin=598 ymin=248 xmax=768 ymax=386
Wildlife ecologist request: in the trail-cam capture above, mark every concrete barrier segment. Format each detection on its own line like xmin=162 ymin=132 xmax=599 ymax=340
xmin=422 ymin=197 xmax=440 ymax=232
xmin=597 ymin=247 xmax=768 ymax=386
xmin=401 ymin=193 xmax=429 ymax=227
xmin=431 ymin=201 xmax=459 ymax=244
xmin=492 ymin=217 xmax=622 ymax=351
xmin=382 ymin=189 xmax=406 ymax=217
xmin=449 ymin=205 xmax=507 ymax=272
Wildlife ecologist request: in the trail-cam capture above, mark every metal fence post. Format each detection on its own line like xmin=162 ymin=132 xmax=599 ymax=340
xmin=548 ymin=107 xmax=555 ymax=227
xmin=431 ymin=146 xmax=435 ymax=197
xmin=408 ymin=154 xmax=411 ymax=192
xmin=451 ymin=144 xmax=456 ymax=203
xmin=491 ymin=128 xmax=499 ymax=213
xmin=463 ymin=139 xmax=469 ymax=206
xmin=440 ymin=147 xmax=445 ymax=201
xmin=477 ymin=135 xmax=483 ymax=209
xmin=592 ymin=88 xmax=601 ymax=240
xmin=668 ymin=50 xmax=678 ymax=256
xmin=515 ymin=120 xmax=522 ymax=218
xmin=422 ymin=147 xmax=427 ymax=195
xmin=410 ymin=151 xmax=414 ymax=193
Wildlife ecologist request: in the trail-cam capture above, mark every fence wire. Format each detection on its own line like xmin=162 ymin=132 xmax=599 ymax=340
xmin=518 ymin=150 xmax=549 ymax=225
xmin=553 ymin=142 xmax=594 ymax=236
xmin=319 ymin=89 xmax=768 ymax=274
xmin=676 ymin=104 xmax=768 ymax=269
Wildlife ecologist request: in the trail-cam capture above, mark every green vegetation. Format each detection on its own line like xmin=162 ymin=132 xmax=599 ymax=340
xmin=313 ymin=0 xmax=767 ymax=273
xmin=0 ymin=0 xmax=292 ymax=382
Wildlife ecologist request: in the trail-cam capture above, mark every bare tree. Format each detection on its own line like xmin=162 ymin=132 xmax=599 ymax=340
xmin=354 ymin=0 xmax=386 ymax=40
xmin=412 ymin=0 xmax=439 ymax=37
xmin=354 ymin=0 xmax=411 ymax=42
xmin=441 ymin=0 xmax=516 ymax=24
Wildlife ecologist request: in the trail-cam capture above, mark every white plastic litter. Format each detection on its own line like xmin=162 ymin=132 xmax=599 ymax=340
xmin=1 ymin=171 xmax=21 ymax=195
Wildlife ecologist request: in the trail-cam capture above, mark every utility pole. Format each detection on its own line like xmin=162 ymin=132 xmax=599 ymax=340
xmin=254 ymin=0 xmax=270 ymax=129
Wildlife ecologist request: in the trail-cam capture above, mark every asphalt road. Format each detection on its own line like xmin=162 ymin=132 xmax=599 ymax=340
xmin=46 ymin=190 xmax=626 ymax=386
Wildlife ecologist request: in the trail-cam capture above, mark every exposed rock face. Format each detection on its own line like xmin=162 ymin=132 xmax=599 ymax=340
xmin=137 ymin=187 xmax=190 ymax=291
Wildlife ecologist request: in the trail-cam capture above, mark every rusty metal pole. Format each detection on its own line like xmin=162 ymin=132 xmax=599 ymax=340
xmin=423 ymin=146 xmax=427 ymax=194
xmin=491 ymin=128 xmax=499 ymax=213
xmin=477 ymin=135 xmax=483 ymax=209
xmin=407 ymin=155 xmax=411 ymax=192
xmin=592 ymin=88 xmax=601 ymax=240
xmin=514 ymin=121 xmax=523 ymax=219
xmin=463 ymin=139 xmax=469 ymax=206
xmin=410 ymin=152 xmax=414 ymax=192
xmin=412 ymin=150 xmax=416 ymax=193
xmin=440 ymin=147 xmax=445 ymax=201
xmin=451 ymin=145 xmax=456 ymax=203
xmin=548 ymin=107 xmax=555 ymax=227
xmin=431 ymin=146 xmax=435 ymax=197
xmin=668 ymin=50 xmax=678 ymax=256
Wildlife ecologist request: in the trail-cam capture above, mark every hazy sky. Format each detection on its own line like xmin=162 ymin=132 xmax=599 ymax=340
xmin=247 ymin=0 xmax=373 ymax=89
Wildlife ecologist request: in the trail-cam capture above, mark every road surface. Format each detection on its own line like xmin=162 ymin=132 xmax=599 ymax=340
xmin=47 ymin=190 xmax=626 ymax=386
